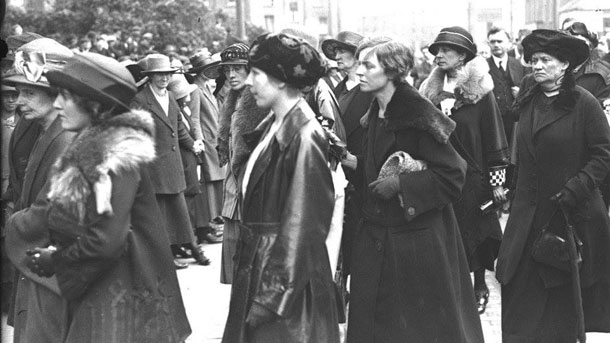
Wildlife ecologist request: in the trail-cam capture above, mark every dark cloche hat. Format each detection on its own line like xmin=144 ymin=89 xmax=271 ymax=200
xmin=249 ymin=32 xmax=326 ymax=88
xmin=521 ymin=29 xmax=589 ymax=68
xmin=321 ymin=31 xmax=364 ymax=60
xmin=46 ymin=52 xmax=137 ymax=111
xmin=219 ymin=43 xmax=250 ymax=66
xmin=429 ymin=26 xmax=477 ymax=61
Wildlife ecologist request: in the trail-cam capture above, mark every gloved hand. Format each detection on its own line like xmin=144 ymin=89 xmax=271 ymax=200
xmin=369 ymin=175 xmax=401 ymax=200
xmin=550 ymin=188 xmax=577 ymax=209
xmin=246 ymin=302 xmax=277 ymax=329
xmin=26 ymin=247 xmax=56 ymax=277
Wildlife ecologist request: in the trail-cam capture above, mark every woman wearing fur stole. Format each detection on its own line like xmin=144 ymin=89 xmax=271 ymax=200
xmin=420 ymin=26 xmax=510 ymax=314
xmin=215 ymin=43 xmax=269 ymax=284
xmin=6 ymin=53 xmax=191 ymax=342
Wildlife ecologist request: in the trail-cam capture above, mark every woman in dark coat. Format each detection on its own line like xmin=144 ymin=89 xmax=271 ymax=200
xmin=7 ymin=52 xmax=191 ymax=342
xmin=342 ymin=37 xmax=483 ymax=343
xmin=420 ymin=26 xmax=509 ymax=314
xmin=496 ymin=29 xmax=610 ymax=343
xmin=221 ymin=32 xmax=339 ymax=343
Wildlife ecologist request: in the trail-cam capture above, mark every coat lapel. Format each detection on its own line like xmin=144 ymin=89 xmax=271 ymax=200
xmin=21 ymin=117 xmax=63 ymax=205
xmin=532 ymin=104 xmax=571 ymax=140
xmin=143 ymin=86 xmax=173 ymax=129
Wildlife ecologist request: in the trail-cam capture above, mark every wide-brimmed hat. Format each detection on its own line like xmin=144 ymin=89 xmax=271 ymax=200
xmin=249 ymin=32 xmax=325 ymax=88
xmin=521 ymin=29 xmax=589 ymax=68
xmin=564 ymin=22 xmax=599 ymax=49
xmin=5 ymin=32 xmax=44 ymax=61
xmin=140 ymin=53 xmax=179 ymax=74
xmin=46 ymin=52 xmax=137 ymax=111
xmin=219 ymin=43 xmax=249 ymax=66
xmin=168 ymin=73 xmax=198 ymax=100
xmin=321 ymin=31 xmax=364 ymax=60
xmin=4 ymin=38 xmax=73 ymax=89
xmin=429 ymin=26 xmax=477 ymax=61
xmin=188 ymin=50 xmax=222 ymax=78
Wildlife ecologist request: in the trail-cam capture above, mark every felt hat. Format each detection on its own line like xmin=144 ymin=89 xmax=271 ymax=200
xmin=187 ymin=49 xmax=221 ymax=78
xmin=564 ymin=22 xmax=599 ymax=49
xmin=521 ymin=29 xmax=589 ymax=68
xmin=168 ymin=73 xmax=197 ymax=100
xmin=4 ymin=38 xmax=73 ymax=89
xmin=5 ymin=32 xmax=44 ymax=61
xmin=140 ymin=53 xmax=179 ymax=74
xmin=249 ymin=32 xmax=326 ymax=88
xmin=46 ymin=52 xmax=137 ymax=111
xmin=429 ymin=26 xmax=477 ymax=61
xmin=321 ymin=31 xmax=364 ymax=60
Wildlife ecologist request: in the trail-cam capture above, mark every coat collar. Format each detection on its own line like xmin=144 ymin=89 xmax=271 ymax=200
xmin=366 ymin=82 xmax=455 ymax=144
xmin=140 ymin=85 xmax=176 ymax=129
xmin=420 ymin=56 xmax=494 ymax=110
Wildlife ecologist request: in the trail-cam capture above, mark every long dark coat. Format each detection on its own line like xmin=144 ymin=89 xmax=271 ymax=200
xmin=334 ymin=78 xmax=373 ymax=156
xmin=420 ymin=57 xmax=509 ymax=271
xmin=222 ymin=100 xmax=339 ymax=343
xmin=496 ymin=78 xmax=610 ymax=338
xmin=347 ymin=82 xmax=484 ymax=343
xmin=6 ymin=110 xmax=191 ymax=343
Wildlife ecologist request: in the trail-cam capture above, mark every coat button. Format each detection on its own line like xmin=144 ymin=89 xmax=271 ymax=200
xmin=172 ymin=146 xmax=176 ymax=151
xmin=172 ymin=132 xmax=176 ymax=137
xmin=375 ymin=240 xmax=383 ymax=252
xmin=407 ymin=207 xmax=415 ymax=216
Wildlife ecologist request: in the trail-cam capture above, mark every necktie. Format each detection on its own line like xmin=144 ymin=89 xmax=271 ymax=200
xmin=499 ymin=61 xmax=505 ymax=73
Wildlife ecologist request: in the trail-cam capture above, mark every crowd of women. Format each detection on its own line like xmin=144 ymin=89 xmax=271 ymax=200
xmin=1 ymin=18 xmax=610 ymax=343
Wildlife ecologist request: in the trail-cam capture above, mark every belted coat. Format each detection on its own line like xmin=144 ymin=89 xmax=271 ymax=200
xmin=222 ymin=100 xmax=339 ymax=343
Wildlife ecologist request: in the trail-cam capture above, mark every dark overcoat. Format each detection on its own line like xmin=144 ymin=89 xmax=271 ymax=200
xmin=347 ymin=82 xmax=484 ymax=343
xmin=496 ymin=79 xmax=610 ymax=337
xmin=131 ymin=85 xmax=194 ymax=194
xmin=574 ymin=58 xmax=610 ymax=104
xmin=334 ymin=79 xmax=374 ymax=156
xmin=222 ymin=100 xmax=339 ymax=343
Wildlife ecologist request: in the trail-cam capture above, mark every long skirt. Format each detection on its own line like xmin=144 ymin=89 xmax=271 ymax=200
xmin=156 ymin=193 xmax=194 ymax=245
xmin=220 ymin=219 xmax=240 ymax=284
xmin=197 ymin=179 xmax=223 ymax=226
xmin=502 ymin=227 xmax=610 ymax=342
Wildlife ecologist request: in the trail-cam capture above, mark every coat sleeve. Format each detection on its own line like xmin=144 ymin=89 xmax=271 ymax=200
xmin=253 ymin=129 xmax=334 ymax=317
xmin=399 ymin=133 xmax=467 ymax=222
xmin=480 ymin=92 xmax=510 ymax=167
xmin=177 ymin=107 xmax=195 ymax=150
xmin=188 ymin=89 xmax=205 ymax=141
xmin=563 ymin=95 xmax=610 ymax=202
xmin=51 ymin=170 xmax=140 ymax=299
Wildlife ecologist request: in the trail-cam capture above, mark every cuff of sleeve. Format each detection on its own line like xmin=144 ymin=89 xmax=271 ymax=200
xmin=489 ymin=167 xmax=506 ymax=187
xmin=563 ymin=175 xmax=592 ymax=203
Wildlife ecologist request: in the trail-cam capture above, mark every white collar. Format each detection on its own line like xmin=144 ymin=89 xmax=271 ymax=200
xmin=492 ymin=55 xmax=508 ymax=69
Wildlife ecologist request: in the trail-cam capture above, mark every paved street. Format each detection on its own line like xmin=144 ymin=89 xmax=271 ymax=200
xmin=3 ymin=214 xmax=610 ymax=342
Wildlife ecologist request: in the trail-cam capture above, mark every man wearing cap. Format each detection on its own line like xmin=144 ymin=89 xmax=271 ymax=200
xmin=486 ymin=27 xmax=529 ymax=144
xmin=3 ymin=37 xmax=76 ymax=341
xmin=321 ymin=31 xmax=373 ymax=281
xmin=131 ymin=53 xmax=201 ymax=269
xmin=188 ymin=50 xmax=227 ymax=243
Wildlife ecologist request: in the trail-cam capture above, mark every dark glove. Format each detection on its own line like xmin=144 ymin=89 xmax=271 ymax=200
xmin=246 ymin=302 xmax=277 ymax=329
xmin=550 ymin=188 xmax=577 ymax=209
xmin=26 ymin=247 xmax=56 ymax=277
xmin=369 ymin=175 xmax=401 ymax=200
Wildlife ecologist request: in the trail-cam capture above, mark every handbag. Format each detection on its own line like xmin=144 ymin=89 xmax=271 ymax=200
xmin=531 ymin=207 xmax=583 ymax=272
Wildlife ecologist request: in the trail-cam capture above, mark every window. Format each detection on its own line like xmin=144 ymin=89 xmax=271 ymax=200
xmin=265 ymin=15 xmax=275 ymax=32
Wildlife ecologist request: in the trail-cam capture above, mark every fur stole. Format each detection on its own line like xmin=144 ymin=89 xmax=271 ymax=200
xmin=217 ymin=87 xmax=269 ymax=173
xmin=362 ymin=82 xmax=455 ymax=144
xmin=46 ymin=110 xmax=156 ymax=223
xmin=420 ymin=56 xmax=494 ymax=110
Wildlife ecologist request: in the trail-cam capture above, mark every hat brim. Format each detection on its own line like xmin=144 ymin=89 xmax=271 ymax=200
xmin=47 ymin=69 xmax=132 ymax=111
xmin=321 ymin=40 xmax=357 ymax=60
xmin=428 ymin=41 xmax=475 ymax=60
xmin=141 ymin=67 xmax=179 ymax=74
xmin=522 ymin=32 xmax=589 ymax=67
xmin=218 ymin=60 xmax=248 ymax=66
xmin=2 ymin=73 xmax=52 ymax=89
xmin=187 ymin=60 xmax=222 ymax=79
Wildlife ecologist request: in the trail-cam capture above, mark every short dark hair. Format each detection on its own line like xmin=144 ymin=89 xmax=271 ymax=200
xmin=356 ymin=37 xmax=414 ymax=85
xmin=487 ymin=27 xmax=511 ymax=41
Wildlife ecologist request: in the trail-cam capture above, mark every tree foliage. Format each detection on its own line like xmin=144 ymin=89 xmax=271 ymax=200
xmin=3 ymin=0 xmax=265 ymax=50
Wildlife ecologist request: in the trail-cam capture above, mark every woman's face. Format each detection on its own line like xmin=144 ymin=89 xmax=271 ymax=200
xmin=531 ymin=52 xmax=569 ymax=87
xmin=434 ymin=45 xmax=467 ymax=71
xmin=356 ymin=47 xmax=391 ymax=94
xmin=245 ymin=67 xmax=280 ymax=109
xmin=150 ymin=72 xmax=172 ymax=91
xmin=54 ymin=88 xmax=92 ymax=131
xmin=335 ymin=48 xmax=356 ymax=71
xmin=223 ymin=65 xmax=248 ymax=91
xmin=2 ymin=91 xmax=18 ymax=113
xmin=15 ymin=84 xmax=55 ymax=122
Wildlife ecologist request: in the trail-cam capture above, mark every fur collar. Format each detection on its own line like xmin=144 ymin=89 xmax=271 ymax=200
xmin=420 ymin=56 xmax=494 ymax=110
xmin=217 ymin=87 xmax=269 ymax=173
xmin=47 ymin=110 xmax=156 ymax=223
xmin=365 ymin=82 xmax=455 ymax=144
